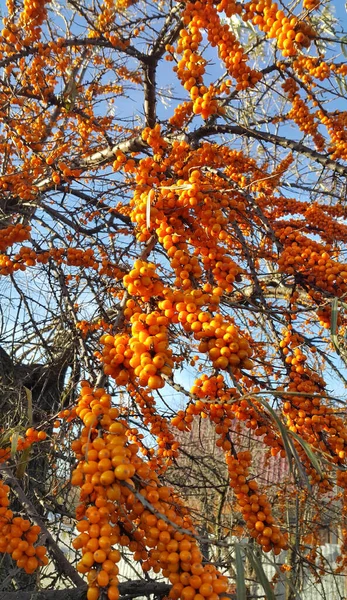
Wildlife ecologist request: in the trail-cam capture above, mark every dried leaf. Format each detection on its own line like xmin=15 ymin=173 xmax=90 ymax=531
xmin=24 ymin=386 xmax=33 ymax=426
xmin=11 ymin=432 xmax=19 ymax=458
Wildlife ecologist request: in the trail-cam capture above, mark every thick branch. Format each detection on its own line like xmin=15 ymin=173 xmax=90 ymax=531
xmin=143 ymin=61 xmax=157 ymax=128
xmin=0 ymin=37 xmax=148 ymax=70
xmin=0 ymin=581 xmax=172 ymax=600
xmin=77 ymin=136 xmax=147 ymax=169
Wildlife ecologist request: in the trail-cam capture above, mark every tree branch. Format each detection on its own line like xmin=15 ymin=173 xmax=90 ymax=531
xmin=189 ymin=124 xmax=347 ymax=177
xmin=0 ymin=466 xmax=85 ymax=587
xmin=0 ymin=580 xmax=172 ymax=600
xmin=143 ymin=61 xmax=157 ymax=128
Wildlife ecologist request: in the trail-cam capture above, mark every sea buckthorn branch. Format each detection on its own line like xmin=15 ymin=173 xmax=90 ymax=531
xmin=151 ymin=4 xmax=184 ymax=58
xmin=143 ymin=3 xmax=185 ymax=128
xmin=37 ymin=203 xmax=106 ymax=238
xmin=0 ymin=34 xmax=149 ymax=70
xmin=0 ymin=465 xmax=82 ymax=585
xmin=77 ymin=135 xmax=147 ymax=170
xmin=56 ymin=187 xmax=132 ymax=227
xmin=278 ymin=65 xmax=328 ymax=117
xmin=0 ymin=580 xmax=174 ymax=600
xmin=48 ymin=262 xmax=92 ymax=371
xmin=226 ymin=222 xmax=285 ymax=358
xmin=224 ymin=273 xmax=310 ymax=306
xmin=2 ymin=0 xmax=347 ymax=593
xmin=195 ymin=166 xmax=283 ymax=253
xmin=225 ymin=450 xmax=288 ymax=555
xmin=71 ymin=384 xmax=231 ymax=600
xmin=109 ymin=233 xmax=157 ymax=329
xmin=143 ymin=60 xmax=157 ymax=129
xmin=207 ymin=63 xmax=281 ymax=131
xmin=123 ymin=480 xmax=234 ymax=552
xmin=188 ymin=124 xmax=347 ymax=178
xmin=230 ymin=221 xmax=267 ymax=306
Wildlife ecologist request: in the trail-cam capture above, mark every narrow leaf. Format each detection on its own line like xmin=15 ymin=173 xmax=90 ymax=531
xmin=253 ymin=397 xmax=311 ymax=489
xmin=146 ymin=194 xmax=151 ymax=230
xmin=146 ymin=189 xmax=155 ymax=230
xmin=330 ymin=298 xmax=340 ymax=352
xmin=160 ymin=184 xmax=192 ymax=191
xmin=235 ymin=544 xmax=247 ymax=600
xmin=254 ymin=398 xmax=294 ymax=478
xmin=286 ymin=435 xmax=311 ymax=489
xmin=16 ymin=446 xmax=31 ymax=479
xmin=290 ymin=431 xmax=325 ymax=479
xmin=246 ymin=547 xmax=276 ymax=600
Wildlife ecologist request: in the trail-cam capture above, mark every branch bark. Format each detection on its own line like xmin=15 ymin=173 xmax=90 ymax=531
xmin=0 ymin=580 xmax=172 ymax=600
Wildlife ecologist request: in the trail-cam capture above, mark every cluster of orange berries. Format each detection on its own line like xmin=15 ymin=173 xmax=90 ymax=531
xmin=173 ymin=27 xmax=206 ymax=108
xmin=72 ymin=384 xmax=229 ymax=600
xmin=156 ymin=224 xmax=203 ymax=289
xmin=267 ymin=196 xmax=347 ymax=244
xmin=206 ymin=18 xmax=261 ymax=91
xmin=163 ymin=222 xmax=238 ymax=292
xmin=280 ymin=329 xmax=309 ymax=377
xmin=177 ymin=1 xmax=260 ymax=107
xmin=276 ymin=227 xmax=347 ymax=295
xmin=126 ymin=310 xmax=173 ymax=388
xmin=24 ymin=427 xmax=48 ymax=443
xmin=0 ymin=244 xmax=124 ymax=279
xmin=0 ymin=245 xmax=38 ymax=275
xmin=317 ymin=110 xmax=347 ymax=161
xmin=279 ymin=328 xmax=347 ymax=483
xmin=190 ymin=374 xmax=233 ymax=404
xmin=142 ymin=125 xmax=168 ymax=159
xmin=195 ymin=314 xmax=254 ymax=372
xmin=133 ymin=485 xmax=230 ymax=600
xmin=292 ymin=56 xmax=331 ymax=82
xmin=130 ymin=188 xmax=165 ymax=242
xmin=76 ymin=319 xmax=111 ymax=338
xmin=169 ymin=101 xmax=194 ymax=129
xmin=0 ymin=223 xmax=31 ymax=253
xmin=115 ymin=0 xmax=138 ymax=11
xmin=1 ymin=21 xmax=20 ymax=46
xmin=233 ymin=399 xmax=285 ymax=457
xmin=0 ymin=426 xmax=48 ymax=462
xmin=97 ymin=332 xmax=132 ymax=386
xmin=99 ymin=306 xmax=174 ymax=390
xmin=287 ymin=94 xmax=325 ymax=151
xmin=65 ymin=248 xmax=98 ymax=269
xmin=19 ymin=0 xmax=50 ymax=42
xmin=316 ymin=306 xmax=332 ymax=329
xmin=123 ymin=260 xmax=164 ymax=301
xmin=244 ymin=2 xmax=317 ymax=56
xmin=0 ymin=479 xmax=48 ymax=573
xmin=190 ymin=384 xmax=284 ymax=457
xmin=190 ymin=85 xmax=224 ymax=120
xmin=72 ymin=387 xmax=131 ymax=600
xmin=303 ymin=0 xmax=320 ymax=9
xmin=227 ymin=451 xmax=288 ymax=554
xmin=112 ymin=149 xmax=136 ymax=173
xmin=253 ymin=153 xmax=294 ymax=193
